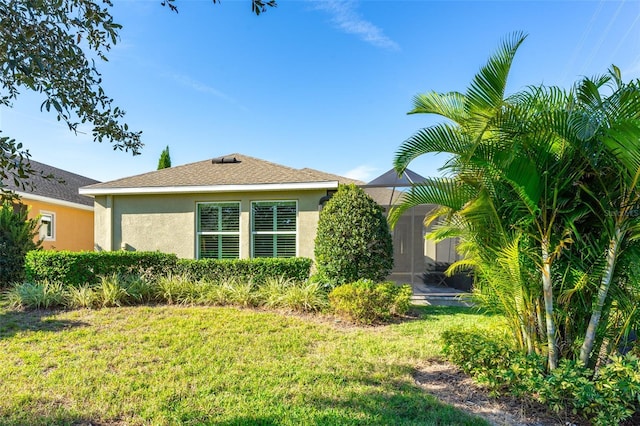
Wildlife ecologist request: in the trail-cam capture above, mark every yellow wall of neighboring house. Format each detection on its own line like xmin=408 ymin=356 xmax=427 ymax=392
xmin=23 ymin=198 xmax=94 ymax=251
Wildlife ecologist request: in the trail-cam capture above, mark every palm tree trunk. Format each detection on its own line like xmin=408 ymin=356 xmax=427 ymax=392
xmin=541 ymin=239 xmax=558 ymax=370
xmin=579 ymin=228 xmax=622 ymax=365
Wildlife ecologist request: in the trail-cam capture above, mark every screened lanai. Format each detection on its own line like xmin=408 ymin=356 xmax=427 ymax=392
xmin=362 ymin=169 xmax=461 ymax=287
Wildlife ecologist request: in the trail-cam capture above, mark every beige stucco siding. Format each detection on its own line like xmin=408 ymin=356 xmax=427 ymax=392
xmin=93 ymin=190 xmax=325 ymax=259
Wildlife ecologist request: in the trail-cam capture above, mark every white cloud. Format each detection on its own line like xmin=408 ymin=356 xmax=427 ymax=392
xmin=169 ymin=73 xmax=248 ymax=110
xmin=343 ymin=164 xmax=379 ymax=182
xmin=312 ymin=0 xmax=399 ymax=51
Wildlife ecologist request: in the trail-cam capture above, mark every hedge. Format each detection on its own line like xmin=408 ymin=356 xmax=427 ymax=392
xmin=25 ymin=251 xmax=178 ymax=286
xmin=175 ymin=257 xmax=313 ymax=284
xmin=24 ymin=251 xmax=313 ymax=286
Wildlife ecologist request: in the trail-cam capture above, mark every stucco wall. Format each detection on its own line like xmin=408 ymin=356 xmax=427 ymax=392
xmin=94 ymin=190 xmax=325 ymax=259
xmin=23 ymin=198 xmax=94 ymax=251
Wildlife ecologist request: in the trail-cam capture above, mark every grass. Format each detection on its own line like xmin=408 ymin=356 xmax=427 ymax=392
xmin=0 ymin=304 xmax=506 ymax=425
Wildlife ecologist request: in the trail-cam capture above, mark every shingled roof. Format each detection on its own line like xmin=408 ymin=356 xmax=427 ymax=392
xmin=80 ymin=154 xmax=357 ymax=196
xmin=3 ymin=160 xmax=99 ymax=207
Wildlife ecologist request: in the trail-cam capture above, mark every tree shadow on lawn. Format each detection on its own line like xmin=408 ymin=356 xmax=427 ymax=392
xmin=0 ymin=308 xmax=88 ymax=339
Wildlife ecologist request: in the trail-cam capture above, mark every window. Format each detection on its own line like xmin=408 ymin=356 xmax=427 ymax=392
xmin=251 ymin=201 xmax=297 ymax=258
xmin=40 ymin=212 xmax=55 ymax=241
xmin=197 ymin=202 xmax=240 ymax=259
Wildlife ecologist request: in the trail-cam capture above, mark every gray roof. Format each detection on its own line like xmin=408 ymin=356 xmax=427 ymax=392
xmin=2 ymin=160 xmax=99 ymax=207
xmin=81 ymin=154 xmax=357 ymax=193
xmin=365 ymin=168 xmax=427 ymax=188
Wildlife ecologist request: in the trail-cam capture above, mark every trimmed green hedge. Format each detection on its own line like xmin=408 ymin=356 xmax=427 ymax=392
xmin=24 ymin=251 xmax=313 ymax=286
xmin=176 ymin=257 xmax=313 ymax=284
xmin=25 ymin=251 xmax=178 ymax=286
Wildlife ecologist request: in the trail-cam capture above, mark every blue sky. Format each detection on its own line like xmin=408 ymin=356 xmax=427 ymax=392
xmin=3 ymin=0 xmax=640 ymax=183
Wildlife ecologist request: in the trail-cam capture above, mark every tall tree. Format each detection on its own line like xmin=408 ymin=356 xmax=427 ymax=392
xmin=0 ymin=0 xmax=274 ymax=197
xmin=157 ymin=146 xmax=172 ymax=170
xmin=391 ymin=33 xmax=640 ymax=371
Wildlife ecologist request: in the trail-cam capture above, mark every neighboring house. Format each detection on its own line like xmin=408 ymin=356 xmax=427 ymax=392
xmin=2 ymin=160 xmax=99 ymax=251
xmin=79 ymin=153 xmax=460 ymax=284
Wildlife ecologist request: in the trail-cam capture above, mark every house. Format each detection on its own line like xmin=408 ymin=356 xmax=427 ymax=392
xmin=2 ymin=160 xmax=99 ymax=251
xmin=79 ymin=153 xmax=460 ymax=284
xmin=79 ymin=154 xmax=358 ymax=259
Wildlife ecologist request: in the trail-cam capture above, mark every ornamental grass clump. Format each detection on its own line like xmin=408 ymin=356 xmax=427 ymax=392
xmin=96 ymin=273 xmax=129 ymax=308
xmin=5 ymin=281 xmax=66 ymax=309
xmin=66 ymin=284 xmax=98 ymax=309
xmin=257 ymin=276 xmax=328 ymax=312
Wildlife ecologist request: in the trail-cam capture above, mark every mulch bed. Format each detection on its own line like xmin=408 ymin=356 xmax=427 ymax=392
xmin=413 ymin=360 xmax=587 ymax=426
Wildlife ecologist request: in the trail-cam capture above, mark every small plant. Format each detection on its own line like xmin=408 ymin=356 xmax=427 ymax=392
xmin=96 ymin=274 xmax=129 ymax=308
xmin=329 ymin=279 xmax=412 ymax=324
xmin=257 ymin=276 xmax=291 ymax=308
xmin=66 ymin=284 xmax=98 ymax=309
xmin=279 ymin=281 xmax=328 ymax=312
xmin=155 ymin=274 xmax=200 ymax=305
xmin=222 ymin=278 xmax=257 ymax=307
xmin=6 ymin=281 xmax=66 ymax=309
xmin=257 ymin=276 xmax=328 ymax=312
xmin=198 ymin=279 xmax=230 ymax=305
xmin=122 ymin=274 xmax=156 ymax=304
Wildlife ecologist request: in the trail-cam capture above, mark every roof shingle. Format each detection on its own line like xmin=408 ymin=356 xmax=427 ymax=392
xmin=81 ymin=153 xmax=357 ymax=192
xmin=2 ymin=160 xmax=99 ymax=207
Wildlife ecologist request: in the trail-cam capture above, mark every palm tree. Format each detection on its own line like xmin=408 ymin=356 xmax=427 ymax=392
xmin=570 ymin=69 xmax=640 ymax=366
xmin=393 ymin=37 xmax=640 ymax=371
xmin=391 ymin=32 xmax=576 ymax=369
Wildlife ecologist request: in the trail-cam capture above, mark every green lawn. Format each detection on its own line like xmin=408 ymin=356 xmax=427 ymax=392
xmin=0 ymin=305 xmax=504 ymax=425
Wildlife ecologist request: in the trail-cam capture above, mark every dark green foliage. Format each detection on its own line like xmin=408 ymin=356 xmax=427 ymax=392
xmin=24 ymin=251 xmax=179 ymax=286
xmin=0 ymin=0 xmax=142 ymax=194
xmin=24 ymin=251 xmax=312 ymax=286
xmin=175 ymin=257 xmax=312 ymax=284
xmin=328 ymin=279 xmax=412 ymax=324
xmin=442 ymin=330 xmax=640 ymax=425
xmin=0 ymin=202 xmax=40 ymax=286
xmin=157 ymin=145 xmax=171 ymax=169
xmin=314 ymin=184 xmax=393 ymax=285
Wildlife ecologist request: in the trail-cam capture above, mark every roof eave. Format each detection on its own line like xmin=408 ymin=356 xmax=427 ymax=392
xmin=79 ymin=181 xmax=339 ymax=196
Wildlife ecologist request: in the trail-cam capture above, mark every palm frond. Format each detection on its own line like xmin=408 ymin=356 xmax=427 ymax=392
xmin=466 ymin=31 xmax=527 ymax=121
xmin=409 ymin=91 xmax=468 ymax=124
xmin=394 ymin=123 xmax=469 ymax=173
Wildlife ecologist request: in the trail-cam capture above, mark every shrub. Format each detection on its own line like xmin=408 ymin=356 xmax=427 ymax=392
xmin=442 ymin=330 xmax=640 ymax=425
xmin=314 ymin=184 xmax=394 ymax=286
xmin=0 ymin=202 xmax=41 ymax=287
xmin=329 ymin=279 xmax=412 ymax=324
xmin=175 ymin=257 xmax=312 ymax=284
xmin=6 ymin=281 xmax=66 ymax=309
xmin=25 ymin=251 xmax=178 ymax=286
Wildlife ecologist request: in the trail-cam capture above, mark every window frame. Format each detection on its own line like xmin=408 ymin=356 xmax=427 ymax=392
xmin=196 ymin=201 xmax=241 ymax=259
xmin=39 ymin=211 xmax=55 ymax=241
xmin=250 ymin=200 xmax=298 ymax=258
